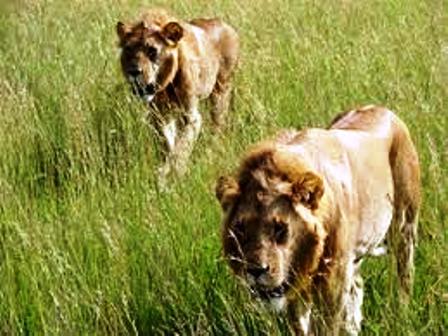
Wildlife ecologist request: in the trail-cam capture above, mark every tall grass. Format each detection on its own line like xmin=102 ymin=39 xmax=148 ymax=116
xmin=0 ymin=0 xmax=446 ymax=334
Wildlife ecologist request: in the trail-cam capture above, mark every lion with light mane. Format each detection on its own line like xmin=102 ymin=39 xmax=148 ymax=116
xmin=117 ymin=9 xmax=239 ymax=181
xmin=216 ymin=106 xmax=420 ymax=335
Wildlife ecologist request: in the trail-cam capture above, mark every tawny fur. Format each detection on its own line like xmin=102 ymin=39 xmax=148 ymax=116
xmin=216 ymin=105 xmax=420 ymax=335
xmin=117 ymin=9 xmax=239 ymax=183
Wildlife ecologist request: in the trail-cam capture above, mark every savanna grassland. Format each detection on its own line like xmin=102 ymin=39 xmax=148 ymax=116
xmin=0 ymin=0 xmax=447 ymax=334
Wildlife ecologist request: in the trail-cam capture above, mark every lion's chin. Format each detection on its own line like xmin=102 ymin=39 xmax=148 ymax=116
xmin=268 ymin=296 xmax=287 ymax=312
xmin=249 ymin=285 xmax=288 ymax=312
xmin=249 ymin=281 xmax=289 ymax=312
xmin=143 ymin=94 xmax=155 ymax=103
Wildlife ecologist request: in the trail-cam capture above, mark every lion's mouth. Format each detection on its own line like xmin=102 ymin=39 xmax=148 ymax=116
xmin=130 ymin=81 xmax=157 ymax=100
xmin=250 ymin=282 xmax=289 ymax=300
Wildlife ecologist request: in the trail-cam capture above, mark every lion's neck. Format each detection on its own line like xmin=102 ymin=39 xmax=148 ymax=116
xmin=157 ymin=50 xmax=180 ymax=93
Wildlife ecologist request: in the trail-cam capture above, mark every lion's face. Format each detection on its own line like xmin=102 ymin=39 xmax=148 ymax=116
xmin=223 ymin=194 xmax=315 ymax=296
xmin=116 ymin=21 xmax=183 ymax=103
xmin=216 ymin=148 xmax=326 ymax=309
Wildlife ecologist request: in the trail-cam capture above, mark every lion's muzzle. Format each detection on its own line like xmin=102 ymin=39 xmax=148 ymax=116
xmin=128 ymin=71 xmax=157 ymax=102
xmin=249 ymin=282 xmax=289 ymax=312
xmin=251 ymin=282 xmax=288 ymax=300
xmin=247 ymin=264 xmax=270 ymax=279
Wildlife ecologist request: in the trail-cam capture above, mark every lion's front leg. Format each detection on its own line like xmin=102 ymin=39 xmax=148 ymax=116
xmin=310 ymin=264 xmax=351 ymax=336
xmin=155 ymin=100 xmax=202 ymax=185
xmin=312 ymin=257 xmax=364 ymax=336
xmin=146 ymin=109 xmax=179 ymax=187
xmin=161 ymin=118 xmax=177 ymax=154
xmin=170 ymin=99 xmax=202 ymax=176
xmin=340 ymin=258 xmax=364 ymax=336
xmin=156 ymin=117 xmax=179 ymax=187
xmin=287 ymin=297 xmax=312 ymax=336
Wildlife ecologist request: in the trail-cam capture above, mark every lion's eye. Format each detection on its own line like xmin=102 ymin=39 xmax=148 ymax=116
xmin=145 ymin=46 xmax=158 ymax=61
xmin=123 ymin=46 xmax=134 ymax=56
xmin=274 ymin=221 xmax=288 ymax=244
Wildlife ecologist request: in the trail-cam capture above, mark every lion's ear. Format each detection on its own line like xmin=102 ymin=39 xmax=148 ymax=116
xmin=216 ymin=176 xmax=240 ymax=211
xmin=161 ymin=22 xmax=184 ymax=45
xmin=116 ymin=21 xmax=129 ymax=45
xmin=290 ymin=172 xmax=324 ymax=210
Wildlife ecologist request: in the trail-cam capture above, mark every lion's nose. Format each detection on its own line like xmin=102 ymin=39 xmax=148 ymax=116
xmin=128 ymin=67 xmax=142 ymax=77
xmin=247 ymin=264 xmax=270 ymax=278
xmin=145 ymin=83 xmax=156 ymax=95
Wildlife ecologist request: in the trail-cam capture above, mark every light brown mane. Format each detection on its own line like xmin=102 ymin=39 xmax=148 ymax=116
xmin=139 ymin=8 xmax=176 ymax=28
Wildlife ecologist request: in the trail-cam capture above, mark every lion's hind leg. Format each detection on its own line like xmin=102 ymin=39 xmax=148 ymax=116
xmin=210 ymin=73 xmax=232 ymax=131
xmin=210 ymin=40 xmax=238 ymax=131
xmin=389 ymin=117 xmax=421 ymax=304
xmin=390 ymin=204 xmax=419 ymax=304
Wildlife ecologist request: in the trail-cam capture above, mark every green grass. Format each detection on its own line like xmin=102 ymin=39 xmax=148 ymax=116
xmin=0 ymin=0 xmax=447 ymax=334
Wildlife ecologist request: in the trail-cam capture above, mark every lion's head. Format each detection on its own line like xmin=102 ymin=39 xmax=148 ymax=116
xmin=216 ymin=144 xmax=327 ymax=309
xmin=117 ymin=10 xmax=183 ymax=103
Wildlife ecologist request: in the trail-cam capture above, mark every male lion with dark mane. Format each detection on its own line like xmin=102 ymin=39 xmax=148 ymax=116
xmin=216 ymin=106 xmax=420 ymax=335
xmin=116 ymin=9 xmax=239 ymax=182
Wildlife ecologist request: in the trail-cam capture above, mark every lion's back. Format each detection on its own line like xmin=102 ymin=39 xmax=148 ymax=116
xmin=190 ymin=18 xmax=239 ymax=63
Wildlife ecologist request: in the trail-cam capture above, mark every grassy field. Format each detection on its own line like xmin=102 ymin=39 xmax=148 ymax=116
xmin=0 ymin=0 xmax=447 ymax=334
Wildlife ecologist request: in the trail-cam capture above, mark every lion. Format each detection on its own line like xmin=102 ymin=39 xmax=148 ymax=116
xmin=116 ymin=9 xmax=239 ymax=182
xmin=215 ymin=105 xmax=420 ymax=335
